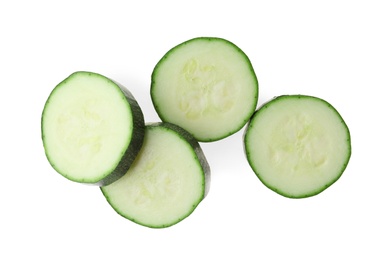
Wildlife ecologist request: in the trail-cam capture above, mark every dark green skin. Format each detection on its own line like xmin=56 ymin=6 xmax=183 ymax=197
xmin=96 ymin=81 xmax=145 ymax=186
xmin=101 ymin=122 xmax=211 ymax=228
xmin=41 ymin=71 xmax=145 ymax=186
xmin=151 ymin=37 xmax=259 ymax=142
xmin=243 ymin=95 xmax=352 ymax=199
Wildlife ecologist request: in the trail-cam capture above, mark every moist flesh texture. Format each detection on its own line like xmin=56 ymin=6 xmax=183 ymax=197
xmin=42 ymin=71 xmax=144 ymax=185
xmin=244 ymin=95 xmax=351 ymax=198
xmin=101 ymin=123 xmax=210 ymax=228
xmin=151 ymin=37 xmax=258 ymax=142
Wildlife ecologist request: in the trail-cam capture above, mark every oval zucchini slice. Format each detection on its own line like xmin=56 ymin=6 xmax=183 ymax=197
xmin=41 ymin=71 xmax=145 ymax=186
xmin=244 ymin=95 xmax=351 ymax=198
xmin=101 ymin=122 xmax=210 ymax=228
xmin=151 ymin=37 xmax=258 ymax=142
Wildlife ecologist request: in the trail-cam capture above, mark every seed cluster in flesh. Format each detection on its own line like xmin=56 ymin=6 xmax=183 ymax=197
xmin=177 ymin=58 xmax=237 ymax=119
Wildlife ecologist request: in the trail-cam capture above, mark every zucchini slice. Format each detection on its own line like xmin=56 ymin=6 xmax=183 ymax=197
xmin=41 ymin=71 xmax=145 ymax=186
xmin=101 ymin=122 xmax=210 ymax=228
xmin=244 ymin=95 xmax=351 ymax=198
xmin=151 ymin=37 xmax=258 ymax=142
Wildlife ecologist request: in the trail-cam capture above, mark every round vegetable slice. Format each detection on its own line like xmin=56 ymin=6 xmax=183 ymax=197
xmin=41 ymin=71 xmax=145 ymax=186
xmin=244 ymin=95 xmax=351 ymax=198
xmin=101 ymin=122 xmax=210 ymax=228
xmin=151 ymin=37 xmax=258 ymax=142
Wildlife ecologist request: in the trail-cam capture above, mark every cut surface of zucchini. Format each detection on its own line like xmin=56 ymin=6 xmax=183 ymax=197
xmin=42 ymin=71 xmax=145 ymax=185
xmin=151 ymin=37 xmax=258 ymax=142
xmin=244 ymin=95 xmax=351 ymax=198
xmin=101 ymin=122 xmax=210 ymax=228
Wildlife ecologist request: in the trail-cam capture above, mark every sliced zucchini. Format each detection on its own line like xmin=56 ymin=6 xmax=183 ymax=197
xmin=41 ymin=71 xmax=145 ymax=186
xmin=101 ymin=122 xmax=210 ymax=228
xmin=244 ymin=95 xmax=351 ymax=198
xmin=151 ymin=37 xmax=258 ymax=142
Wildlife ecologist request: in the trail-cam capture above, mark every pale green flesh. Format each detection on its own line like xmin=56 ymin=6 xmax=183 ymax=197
xmin=245 ymin=96 xmax=351 ymax=198
xmin=152 ymin=38 xmax=258 ymax=141
xmin=42 ymin=72 xmax=133 ymax=183
xmin=101 ymin=125 xmax=205 ymax=228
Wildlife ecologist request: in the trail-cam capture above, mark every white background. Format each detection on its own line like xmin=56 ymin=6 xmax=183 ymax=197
xmin=1 ymin=0 xmax=391 ymax=259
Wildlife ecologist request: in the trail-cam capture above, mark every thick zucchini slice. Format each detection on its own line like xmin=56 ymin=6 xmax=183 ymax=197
xmin=101 ymin=122 xmax=210 ymax=228
xmin=151 ymin=37 xmax=258 ymax=142
xmin=41 ymin=71 xmax=145 ymax=186
xmin=244 ymin=95 xmax=351 ymax=198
